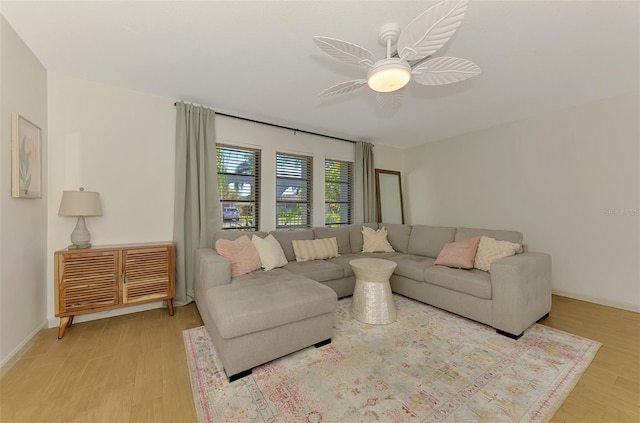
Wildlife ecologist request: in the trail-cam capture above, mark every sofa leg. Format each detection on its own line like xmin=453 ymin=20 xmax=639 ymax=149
xmin=314 ymin=338 xmax=331 ymax=348
xmin=228 ymin=368 xmax=252 ymax=383
xmin=496 ymin=329 xmax=523 ymax=340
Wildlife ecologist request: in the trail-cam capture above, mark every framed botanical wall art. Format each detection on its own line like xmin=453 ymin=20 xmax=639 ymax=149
xmin=11 ymin=113 xmax=42 ymax=198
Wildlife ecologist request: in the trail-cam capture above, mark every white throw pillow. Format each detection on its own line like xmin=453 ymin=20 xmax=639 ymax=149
xmin=291 ymin=237 xmax=339 ymax=262
xmin=252 ymin=234 xmax=288 ymax=270
xmin=361 ymin=226 xmax=395 ymax=253
xmin=474 ymin=236 xmax=521 ymax=272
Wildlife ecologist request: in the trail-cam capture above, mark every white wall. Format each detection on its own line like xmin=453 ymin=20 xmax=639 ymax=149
xmin=373 ymin=144 xmax=404 ymax=173
xmin=0 ymin=16 xmax=48 ymax=371
xmin=47 ymin=73 xmax=176 ymax=324
xmin=403 ymin=92 xmax=640 ymax=311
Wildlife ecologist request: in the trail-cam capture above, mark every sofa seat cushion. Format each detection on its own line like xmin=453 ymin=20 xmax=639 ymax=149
xmin=388 ymin=254 xmax=436 ymax=281
xmin=424 ymin=266 xmax=492 ymax=299
xmin=326 ymin=254 xmax=362 ymax=277
xmin=206 ymin=268 xmax=337 ymax=339
xmin=282 ymin=260 xmax=344 ymax=282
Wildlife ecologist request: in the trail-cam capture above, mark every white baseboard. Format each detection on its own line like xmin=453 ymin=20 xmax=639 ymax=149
xmin=0 ymin=320 xmax=48 ymax=377
xmin=46 ymin=301 xmax=165 ymax=328
xmin=552 ymin=289 xmax=640 ymax=313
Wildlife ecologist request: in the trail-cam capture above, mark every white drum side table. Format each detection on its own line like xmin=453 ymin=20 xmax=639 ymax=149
xmin=349 ymin=258 xmax=398 ymax=324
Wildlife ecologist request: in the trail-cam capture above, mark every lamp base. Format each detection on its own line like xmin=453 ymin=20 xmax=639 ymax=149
xmin=68 ymin=243 xmax=92 ymax=250
xmin=69 ymin=216 xmax=92 ymax=250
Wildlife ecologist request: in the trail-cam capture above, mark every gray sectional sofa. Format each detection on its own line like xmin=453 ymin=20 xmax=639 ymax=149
xmin=195 ymin=223 xmax=552 ymax=381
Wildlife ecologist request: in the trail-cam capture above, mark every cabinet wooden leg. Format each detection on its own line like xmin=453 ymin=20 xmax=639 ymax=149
xmin=58 ymin=317 xmax=70 ymax=339
xmin=67 ymin=316 xmax=74 ymax=327
xmin=167 ymin=299 xmax=174 ymax=316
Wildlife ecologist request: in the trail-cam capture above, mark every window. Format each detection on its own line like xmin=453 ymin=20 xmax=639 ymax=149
xmin=325 ymin=159 xmax=353 ymax=226
xmin=276 ymin=153 xmax=312 ymax=229
xmin=217 ymin=145 xmax=260 ymax=230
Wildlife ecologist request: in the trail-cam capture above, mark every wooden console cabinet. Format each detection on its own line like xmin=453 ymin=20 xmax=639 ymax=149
xmin=54 ymin=242 xmax=175 ymax=339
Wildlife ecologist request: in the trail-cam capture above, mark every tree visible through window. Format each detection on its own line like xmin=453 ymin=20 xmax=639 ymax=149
xmin=276 ymin=153 xmax=312 ymax=229
xmin=325 ymin=159 xmax=353 ymax=226
xmin=217 ymin=145 xmax=260 ymax=230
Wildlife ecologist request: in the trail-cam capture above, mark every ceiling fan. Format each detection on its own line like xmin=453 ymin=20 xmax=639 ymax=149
xmin=312 ymin=0 xmax=480 ymax=107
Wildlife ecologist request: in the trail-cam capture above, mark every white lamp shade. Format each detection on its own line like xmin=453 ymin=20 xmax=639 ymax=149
xmin=58 ymin=190 xmax=103 ymax=217
xmin=367 ymin=58 xmax=412 ymax=93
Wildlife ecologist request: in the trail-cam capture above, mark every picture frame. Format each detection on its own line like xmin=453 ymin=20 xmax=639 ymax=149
xmin=11 ymin=113 xmax=42 ymax=199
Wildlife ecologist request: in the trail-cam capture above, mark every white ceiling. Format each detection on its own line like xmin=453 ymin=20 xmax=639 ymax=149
xmin=1 ymin=1 xmax=638 ymax=148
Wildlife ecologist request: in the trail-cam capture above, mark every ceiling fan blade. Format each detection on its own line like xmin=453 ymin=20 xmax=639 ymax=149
xmin=397 ymin=0 xmax=469 ymax=61
xmin=412 ymin=57 xmax=480 ymax=86
xmin=312 ymin=36 xmax=376 ymax=67
xmin=376 ymin=89 xmax=405 ymax=110
xmin=318 ymin=80 xmax=368 ymax=97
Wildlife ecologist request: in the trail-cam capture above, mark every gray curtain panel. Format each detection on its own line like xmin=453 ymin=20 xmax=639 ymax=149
xmin=173 ymin=102 xmax=221 ymax=305
xmin=354 ymin=141 xmax=376 ymax=224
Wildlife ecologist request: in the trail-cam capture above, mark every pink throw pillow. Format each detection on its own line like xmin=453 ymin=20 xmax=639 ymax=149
xmin=215 ymin=235 xmax=262 ymax=277
xmin=434 ymin=236 xmax=481 ymax=269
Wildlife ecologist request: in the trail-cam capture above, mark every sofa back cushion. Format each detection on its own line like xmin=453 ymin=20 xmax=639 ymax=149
xmin=455 ymin=227 xmax=523 ymax=245
xmin=408 ymin=225 xmax=457 ymax=258
xmin=348 ymin=223 xmax=378 ymax=253
xmin=382 ymin=223 xmax=412 ymax=254
xmin=213 ymin=230 xmax=268 ymax=244
xmin=313 ymin=226 xmax=351 ymax=255
xmin=269 ymin=229 xmax=315 ymax=262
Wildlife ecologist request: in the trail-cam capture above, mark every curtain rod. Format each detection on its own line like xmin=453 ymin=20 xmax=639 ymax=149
xmin=174 ymin=102 xmax=357 ymax=144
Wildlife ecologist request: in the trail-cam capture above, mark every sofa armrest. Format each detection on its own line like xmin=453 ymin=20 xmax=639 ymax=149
xmin=195 ymin=248 xmax=232 ymax=297
xmin=490 ymin=252 xmax=552 ymax=336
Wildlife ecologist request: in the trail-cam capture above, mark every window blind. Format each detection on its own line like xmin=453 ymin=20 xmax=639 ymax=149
xmin=325 ymin=159 xmax=353 ymax=226
xmin=217 ymin=144 xmax=260 ymax=230
xmin=276 ymin=152 xmax=313 ymax=229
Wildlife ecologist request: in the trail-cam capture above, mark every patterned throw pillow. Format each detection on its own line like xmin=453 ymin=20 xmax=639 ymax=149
xmin=434 ymin=236 xmax=481 ymax=269
xmin=361 ymin=226 xmax=395 ymax=253
xmin=252 ymin=234 xmax=288 ymax=270
xmin=292 ymin=237 xmax=339 ymax=262
xmin=215 ymin=235 xmax=262 ymax=277
xmin=474 ymin=236 xmax=521 ymax=272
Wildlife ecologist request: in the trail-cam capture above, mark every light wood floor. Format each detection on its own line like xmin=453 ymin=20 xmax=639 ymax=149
xmin=0 ymin=295 xmax=638 ymax=423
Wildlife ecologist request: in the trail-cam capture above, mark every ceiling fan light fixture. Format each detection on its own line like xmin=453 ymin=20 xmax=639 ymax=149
xmin=367 ymin=59 xmax=411 ymax=93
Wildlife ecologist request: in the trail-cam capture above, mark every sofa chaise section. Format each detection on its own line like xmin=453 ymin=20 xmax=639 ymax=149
xmin=194 ymin=245 xmax=337 ymax=381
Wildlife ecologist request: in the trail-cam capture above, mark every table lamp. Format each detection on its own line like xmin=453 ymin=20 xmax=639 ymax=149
xmin=58 ymin=187 xmax=103 ymax=249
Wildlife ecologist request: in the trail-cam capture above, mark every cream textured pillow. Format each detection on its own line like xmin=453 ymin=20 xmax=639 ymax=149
xmin=361 ymin=226 xmax=395 ymax=253
xmin=291 ymin=237 xmax=339 ymax=262
xmin=252 ymin=234 xmax=288 ymax=270
xmin=474 ymin=236 xmax=521 ymax=272
xmin=434 ymin=236 xmax=481 ymax=269
xmin=215 ymin=235 xmax=262 ymax=277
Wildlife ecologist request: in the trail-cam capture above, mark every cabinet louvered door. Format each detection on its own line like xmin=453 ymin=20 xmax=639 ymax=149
xmin=54 ymin=242 xmax=175 ymax=339
xmin=57 ymin=250 xmax=118 ymax=314
xmin=122 ymin=246 xmax=174 ymax=304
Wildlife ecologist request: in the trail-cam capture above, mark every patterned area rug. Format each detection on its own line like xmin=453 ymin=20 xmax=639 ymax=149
xmin=184 ymin=295 xmax=600 ymax=423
